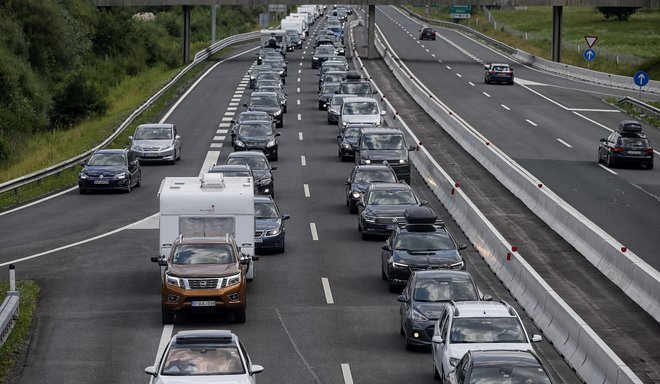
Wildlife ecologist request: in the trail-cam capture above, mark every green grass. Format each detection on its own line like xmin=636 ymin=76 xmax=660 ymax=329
xmin=0 ymin=281 xmax=40 ymax=383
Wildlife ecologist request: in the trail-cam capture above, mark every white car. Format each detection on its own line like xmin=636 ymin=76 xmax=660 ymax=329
xmin=431 ymin=301 xmax=542 ymax=382
xmin=145 ymin=330 xmax=264 ymax=383
xmin=339 ymin=97 xmax=386 ymax=128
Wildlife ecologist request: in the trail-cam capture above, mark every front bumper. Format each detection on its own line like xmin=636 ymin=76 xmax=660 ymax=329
xmin=360 ymin=218 xmax=399 ymax=236
xmin=255 ymin=232 xmax=285 ymax=250
xmin=79 ymin=177 xmax=129 ymax=190
xmin=162 ymin=284 xmax=246 ymax=313
xmin=403 ymin=319 xmax=436 ymax=346
xmin=132 ymin=148 xmax=175 ymax=162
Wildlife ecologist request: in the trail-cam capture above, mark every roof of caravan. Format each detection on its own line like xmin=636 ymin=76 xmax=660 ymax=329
xmin=159 ymin=176 xmax=255 ymax=214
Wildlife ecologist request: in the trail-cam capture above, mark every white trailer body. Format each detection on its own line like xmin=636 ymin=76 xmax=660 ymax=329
xmin=282 ymin=18 xmax=305 ymax=38
xmin=260 ymin=29 xmax=289 ymax=48
xmin=288 ymin=13 xmax=311 ymax=30
xmin=158 ymin=174 xmax=256 ymax=279
xmin=295 ymin=7 xmax=315 ymax=24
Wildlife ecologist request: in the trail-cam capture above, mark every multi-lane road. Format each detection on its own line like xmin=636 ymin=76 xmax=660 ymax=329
xmin=0 ymin=7 xmax=658 ymax=384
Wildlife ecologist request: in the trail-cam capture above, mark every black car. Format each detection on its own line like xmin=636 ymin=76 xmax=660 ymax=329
xmin=345 ymin=164 xmax=398 ymax=213
xmin=78 ymin=149 xmax=141 ymax=194
xmin=311 ymin=45 xmax=336 ymax=69
xmin=318 ymin=82 xmax=341 ymax=110
xmin=255 ymin=195 xmax=290 ymax=253
xmin=357 ymin=182 xmax=425 ymax=239
xmin=382 ymin=207 xmax=467 ymax=292
xmin=337 ymin=125 xmax=363 ymax=161
xmin=450 ymin=350 xmax=554 ymax=384
xmin=598 ymin=120 xmax=653 ymax=169
xmin=257 ymin=85 xmax=287 ymax=113
xmin=231 ymin=121 xmax=280 ymax=161
xmin=249 ymin=64 xmax=273 ymax=88
xmin=319 ymin=70 xmax=347 ymax=91
xmin=484 ymin=63 xmax=514 ymax=85
xmin=206 ymin=163 xmax=256 ymax=192
xmin=245 ymin=92 xmax=283 ymax=128
xmin=419 ymin=26 xmax=436 ymax=40
xmin=338 ymin=72 xmax=374 ymax=97
xmin=263 ymin=58 xmax=287 ymax=80
xmin=225 ymin=152 xmax=276 ymax=197
xmin=398 ymin=270 xmax=485 ymax=348
xmin=230 ymin=111 xmax=274 ymax=135
xmin=287 ymin=32 xmax=303 ymax=49
xmin=327 ymin=94 xmax=352 ymax=125
xmin=256 ymin=47 xmax=282 ymax=65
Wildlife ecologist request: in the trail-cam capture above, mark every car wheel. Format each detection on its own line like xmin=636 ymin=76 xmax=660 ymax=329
xmin=388 ymin=281 xmax=400 ymax=293
xmin=597 ymin=149 xmax=603 ymax=163
xmin=135 ymin=171 xmax=141 ymax=187
xmin=234 ymin=308 xmax=247 ymax=324
xmin=404 ymin=335 xmax=414 ymax=351
xmin=79 ymin=188 xmax=87 ymax=194
xmin=162 ymin=308 xmax=175 ymax=324
xmin=433 ymin=363 xmax=441 ymax=381
xmin=647 ymin=160 xmax=654 ymax=170
xmin=272 ymin=151 xmax=278 ymax=161
xmin=176 ymin=148 xmax=181 ymax=161
xmin=278 ymin=242 xmax=285 ymax=253
xmin=400 ymin=325 xmax=405 ymax=336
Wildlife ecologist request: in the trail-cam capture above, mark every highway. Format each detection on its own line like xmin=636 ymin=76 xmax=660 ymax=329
xmin=0 ymin=8 xmax=657 ymax=384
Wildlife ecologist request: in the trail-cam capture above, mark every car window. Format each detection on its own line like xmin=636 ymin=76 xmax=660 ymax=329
xmin=344 ymin=102 xmax=378 ymax=115
xmin=394 ymin=231 xmax=455 ymax=251
xmin=255 ymin=202 xmax=279 ymax=219
xmin=238 ymin=124 xmax=273 ymax=136
xmin=354 ymin=169 xmax=397 ymax=183
xmin=343 ymin=127 xmax=361 ymax=138
xmin=361 ymin=134 xmax=404 ymax=150
xmin=250 ymin=96 xmax=279 ymax=108
xmin=161 ymin=346 xmax=245 ymax=375
xmin=620 ymin=137 xmax=647 ymax=146
xmin=367 ymin=189 xmax=417 ymax=205
xmin=340 ymin=83 xmax=371 ymax=95
xmin=227 ymin=156 xmax=268 ymax=170
xmin=322 ymin=84 xmax=341 ymax=94
xmin=172 ymin=244 xmax=235 ymax=265
xmin=468 ymin=364 xmax=552 ymax=384
xmin=88 ymin=153 xmax=125 ymax=166
xmin=413 ymin=279 xmax=478 ymax=302
xmin=450 ymin=317 xmax=526 ymax=343
xmin=135 ymin=126 xmax=172 ymax=140
xmin=239 ymin=113 xmax=269 ymax=122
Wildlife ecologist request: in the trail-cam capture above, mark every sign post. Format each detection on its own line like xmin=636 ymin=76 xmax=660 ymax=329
xmin=583 ymin=48 xmax=595 ymax=70
xmin=633 ymin=70 xmax=650 ymax=99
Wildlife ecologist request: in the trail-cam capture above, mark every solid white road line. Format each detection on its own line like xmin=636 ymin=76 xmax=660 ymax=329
xmin=501 ymin=104 xmax=511 ymax=111
xmin=599 ymin=164 xmax=618 ymax=175
xmin=526 ymin=119 xmax=538 ymax=127
xmin=310 ymin=222 xmax=319 ymax=241
xmin=304 ymin=184 xmax=310 ymax=197
xmin=556 ymin=138 xmax=573 ymax=148
xmin=301 ymin=155 xmax=307 ymax=166
xmin=321 ymin=277 xmax=334 ymax=304
xmin=299 ymin=132 xmax=303 ymax=140
xmin=341 ymin=364 xmax=354 ymax=384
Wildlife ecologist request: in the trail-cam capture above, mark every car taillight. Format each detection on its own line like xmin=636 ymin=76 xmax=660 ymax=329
xmin=490 ymin=71 xmax=496 ymax=74
xmin=644 ymin=148 xmax=654 ymax=153
xmin=613 ymin=147 xmax=625 ymax=153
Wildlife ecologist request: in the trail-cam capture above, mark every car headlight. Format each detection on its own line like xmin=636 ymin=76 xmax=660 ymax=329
xmin=392 ymin=261 xmax=408 ymax=269
xmin=411 ymin=309 xmax=428 ymax=322
xmin=165 ymin=274 xmax=182 ymax=287
xmin=449 ymin=261 xmax=464 ymax=270
xmin=364 ymin=159 xmax=371 ymax=164
xmin=79 ymin=173 xmax=89 ymax=179
xmin=399 ymin=159 xmax=407 ymax=164
xmin=351 ymin=191 xmax=362 ymax=199
xmin=115 ymin=172 xmax=126 ymax=180
xmin=225 ymin=272 xmax=242 ymax=287
xmin=131 ymin=144 xmax=142 ymax=151
xmin=312 ymin=56 xmax=319 ymax=60
xmin=274 ymin=110 xmax=282 ymax=116
xmin=266 ymin=227 xmax=282 ymax=236
xmin=235 ymin=140 xmax=245 ymax=147
xmin=363 ymin=214 xmax=376 ymax=223
xmin=279 ymin=70 xmax=284 ymax=76
xmin=341 ymin=143 xmax=352 ymax=149
xmin=160 ymin=144 xmax=174 ymax=151
xmin=266 ymin=139 xmax=277 ymax=148
xmin=342 ymin=121 xmax=347 ymax=127
xmin=449 ymin=357 xmax=461 ymax=367
xmin=250 ymin=75 xmax=256 ymax=80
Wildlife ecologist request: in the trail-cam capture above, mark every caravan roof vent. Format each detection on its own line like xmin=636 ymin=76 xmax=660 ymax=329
xmin=200 ymin=173 xmax=226 ymax=189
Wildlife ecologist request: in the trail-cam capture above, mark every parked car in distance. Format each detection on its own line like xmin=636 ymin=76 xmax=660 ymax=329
xmin=255 ymin=195 xmax=289 ymax=253
xmin=129 ymin=123 xmax=181 ymax=164
xmin=598 ymin=120 xmax=653 ymax=169
xmin=419 ymin=26 xmax=436 ymax=40
xmin=449 ymin=350 xmax=553 ymax=384
xmin=144 ymin=330 xmax=264 ymax=383
xmin=484 ymin=63 xmax=514 ymax=85
xmin=78 ymin=148 xmax=141 ymax=194
xmin=224 ymin=151 xmax=276 ymax=197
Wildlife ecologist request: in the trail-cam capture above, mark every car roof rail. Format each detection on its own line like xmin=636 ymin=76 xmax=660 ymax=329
xmin=499 ymin=299 xmax=516 ymax=316
xmin=449 ymin=300 xmax=460 ymax=316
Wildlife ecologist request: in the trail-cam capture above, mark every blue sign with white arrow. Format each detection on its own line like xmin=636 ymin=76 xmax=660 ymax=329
xmin=633 ymin=70 xmax=649 ymax=87
xmin=583 ymin=49 xmax=596 ymax=61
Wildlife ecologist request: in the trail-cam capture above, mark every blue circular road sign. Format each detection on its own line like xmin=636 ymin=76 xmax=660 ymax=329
xmin=633 ymin=70 xmax=650 ymax=87
xmin=583 ymin=49 xmax=596 ymax=61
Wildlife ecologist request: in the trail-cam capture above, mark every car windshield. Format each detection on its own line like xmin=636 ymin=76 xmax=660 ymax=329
xmin=367 ymin=189 xmax=417 ymax=205
xmin=413 ymin=279 xmax=478 ymax=302
xmin=238 ymin=113 xmax=269 ymax=122
xmin=171 ymin=244 xmax=235 ymax=265
xmin=322 ymin=84 xmax=341 ymax=94
xmin=258 ymin=72 xmax=279 ymax=80
xmin=394 ymin=231 xmax=456 ymax=251
xmin=316 ymin=46 xmax=334 ymax=54
xmin=87 ymin=153 xmax=125 ymax=166
xmin=256 ymin=80 xmax=280 ymax=88
xmin=227 ymin=156 xmax=268 ymax=170
xmin=450 ymin=317 xmax=527 ymax=344
xmin=255 ymin=202 xmax=279 ymax=219
xmin=264 ymin=61 xmax=283 ymax=69
xmin=354 ymin=169 xmax=397 ymax=183
xmin=250 ymin=96 xmax=279 ymax=108
xmin=469 ymin=363 xmax=552 ymax=384
xmin=161 ymin=345 xmax=245 ymax=376
xmin=361 ymin=134 xmax=404 ymax=150
xmin=134 ymin=126 xmax=172 ymax=140
xmin=344 ymin=101 xmax=379 ymax=115
xmin=238 ymin=124 xmax=272 ymax=136
xmin=340 ymin=83 xmax=371 ymax=95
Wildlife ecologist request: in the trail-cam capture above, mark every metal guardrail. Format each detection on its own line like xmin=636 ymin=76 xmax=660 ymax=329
xmin=617 ymin=96 xmax=660 ymax=120
xmin=0 ymin=31 xmax=260 ymax=196
xmin=0 ymin=265 xmax=19 ymax=349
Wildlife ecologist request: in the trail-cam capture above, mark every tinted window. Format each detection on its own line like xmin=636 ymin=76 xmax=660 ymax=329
xmin=620 ymin=137 xmax=647 ymax=147
xmin=238 ymin=124 xmax=273 ymax=136
xmin=227 ymin=156 xmax=268 ymax=170
xmin=135 ymin=126 xmax=172 ymax=140
xmin=354 ymin=169 xmax=397 ymax=183
xmin=394 ymin=231 xmax=456 ymax=251
xmin=413 ymin=279 xmax=478 ymax=302
xmin=238 ymin=113 xmax=269 ymax=122
xmin=255 ymin=202 xmax=279 ymax=219
xmin=250 ymin=96 xmax=279 ymax=108
xmin=340 ymin=83 xmax=371 ymax=95
xmin=361 ymin=134 xmax=404 ymax=150
xmin=367 ymin=189 xmax=417 ymax=205
xmin=316 ymin=46 xmax=334 ymax=54
xmin=450 ymin=317 xmax=526 ymax=343
xmin=161 ymin=345 xmax=244 ymax=375
xmin=468 ymin=363 xmax=551 ymax=384
xmin=172 ymin=244 xmax=235 ymax=265
xmin=88 ymin=153 xmax=125 ymax=166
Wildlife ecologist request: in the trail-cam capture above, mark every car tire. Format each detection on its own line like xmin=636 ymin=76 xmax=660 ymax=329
xmin=404 ymin=336 xmax=414 ymax=351
xmin=433 ymin=363 xmax=441 ymax=381
xmin=277 ymin=242 xmax=285 ymax=253
xmin=234 ymin=308 xmax=247 ymax=324
xmin=400 ymin=325 xmax=405 ymax=336
xmin=79 ymin=188 xmax=87 ymax=194
xmin=162 ymin=308 xmax=175 ymax=325
xmin=388 ymin=281 xmax=400 ymax=293
xmin=382 ymin=268 xmax=387 ymax=281
xmin=647 ymin=160 xmax=654 ymax=170
xmin=272 ymin=151 xmax=278 ymax=161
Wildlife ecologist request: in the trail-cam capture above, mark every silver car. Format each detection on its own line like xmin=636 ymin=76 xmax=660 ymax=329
xmin=129 ymin=123 xmax=181 ymax=164
xmin=339 ymin=97 xmax=386 ymax=128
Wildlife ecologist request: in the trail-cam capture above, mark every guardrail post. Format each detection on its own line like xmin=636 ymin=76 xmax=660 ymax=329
xmin=8 ymin=264 xmax=19 ymax=319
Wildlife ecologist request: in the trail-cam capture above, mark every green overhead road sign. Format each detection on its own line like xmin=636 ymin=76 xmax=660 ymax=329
xmin=450 ymin=5 xmax=472 ymax=19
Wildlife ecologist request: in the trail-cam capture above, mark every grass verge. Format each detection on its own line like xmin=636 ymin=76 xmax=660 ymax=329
xmin=0 ymin=281 xmax=40 ymax=383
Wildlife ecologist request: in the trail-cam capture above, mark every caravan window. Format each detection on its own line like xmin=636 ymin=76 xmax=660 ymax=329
xmin=179 ymin=217 xmax=235 ymax=239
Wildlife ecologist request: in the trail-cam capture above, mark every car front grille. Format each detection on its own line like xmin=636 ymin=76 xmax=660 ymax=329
xmin=185 ymin=278 xmax=224 ymax=289
xmin=374 ymin=216 xmax=404 ymax=225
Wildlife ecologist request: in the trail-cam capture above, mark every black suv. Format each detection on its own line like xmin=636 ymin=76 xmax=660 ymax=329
xmin=382 ymin=207 xmax=467 ymax=291
xmin=231 ymin=121 xmax=280 ymax=161
xmin=598 ymin=120 xmax=653 ymax=169
xmin=357 ymin=182 xmax=425 ymax=239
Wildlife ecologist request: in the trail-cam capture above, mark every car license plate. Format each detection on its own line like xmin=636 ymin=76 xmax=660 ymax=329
xmin=94 ymin=180 xmax=109 ymax=185
xmin=254 ymin=238 xmax=263 ymax=243
xmin=192 ymin=301 xmax=215 ymax=307
xmin=143 ymin=153 xmax=158 ymax=157
xmin=628 ymin=150 xmax=641 ymax=155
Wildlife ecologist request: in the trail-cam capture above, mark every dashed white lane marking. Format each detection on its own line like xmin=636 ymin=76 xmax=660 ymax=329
xmin=483 ymin=92 xmax=491 ymax=98
xmin=217 ymin=129 xmax=228 ymax=134
xmin=228 ymin=102 xmax=239 ymax=106
xmin=221 ymin=117 xmax=233 ymax=122
xmin=213 ymin=136 xmax=226 ymax=141
xmin=298 ymin=113 xmax=302 ymax=121
xmin=468 ymin=82 xmax=475 ymax=86
xmin=300 ymin=62 xmax=303 ymax=66
xmin=297 ymin=78 xmax=301 ymax=83
xmin=341 ymin=364 xmax=354 ymax=384
xmin=297 ymin=87 xmax=301 ymax=93
xmin=501 ymin=104 xmax=510 ymax=111
xmin=431 ymin=54 xmax=436 ymax=57
xmin=599 ymin=164 xmax=618 ymax=175
xmin=298 ymin=69 xmax=302 ymax=74
xmin=210 ymin=143 xmax=223 ymax=148
xmin=456 ymin=73 xmax=462 ymax=78
xmin=304 ymin=184 xmax=310 ymax=197
xmin=321 ymin=277 xmax=334 ymax=304
xmin=224 ymin=111 xmax=234 ymax=116
xmin=446 ymin=65 xmax=452 ymax=70
xmin=227 ymin=107 xmax=237 ymax=111
xmin=219 ymin=123 xmax=231 ymax=128
xmin=231 ymin=98 xmax=241 ymax=102
xmin=300 ymin=155 xmax=306 ymax=166
xmin=310 ymin=223 xmax=319 ymax=241
xmin=526 ymin=119 xmax=538 ymax=127
xmin=297 ymin=99 xmax=301 ymax=105
xmin=556 ymin=138 xmax=573 ymax=148
xmin=299 ymin=132 xmax=303 ymax=140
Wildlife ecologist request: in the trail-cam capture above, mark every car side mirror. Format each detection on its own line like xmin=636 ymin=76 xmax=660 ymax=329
xmin=381 ymin=110 xmax=387 ymax=116
xmin=231 ymin=120 xmax=236 ymax=123
xmin=432 ymin=336 xmax=444 ymax=344
xmin=382 ymin=244 xmax=391 ymax=251
xmin=157 ymin=258 xmax=168 ymax=266
xmin=144 ymin=366 xmax=157 ymax=377
xmin=419 ymin=200 xmax=428 ymax=206
xmin=600 ymin=138 xmax=606 ymax=142
xmin=240 ymin=257 xmax=250 ymax=265
xmin=243 ymin=103 xmax=248 ymax=108
xmin=408 ymin=145 xmax=417 ymax=151
xmin=282 ymin=214 xmax=290 ymax=220
xmin=81 ymin=160 xmax=87 ymax=166
xmin=396 ymin=294 xmax=406 ymax=303
xmin=531 ymin=334 xmax=543 ymax=342
xmin=458 ymin=243 xmax=468 ymax=250
xmin=275 ymin=132 xmax=281 ymax=137
xmin=482 ymin=294 xmax=493 ymax=301
xmin=128 ymin=136 xmax=134 ymax=141
xmin=250 ymin=364 xmax=265 ymax=375
xmin=270 ymin=166 xmax=277 ymax=170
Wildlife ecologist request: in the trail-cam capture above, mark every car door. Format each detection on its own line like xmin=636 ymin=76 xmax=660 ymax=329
xmin=433 ymin=309 xmax=448 ymax=370
xmin=173 ymin=125 xmax=181 ymax=154
xmin=127 ymin=152 xmax=139 ymax=179
xmin=382 ymin=232 xmax=395 ymax=277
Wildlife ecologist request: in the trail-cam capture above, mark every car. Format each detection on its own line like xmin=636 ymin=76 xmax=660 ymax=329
xmin=327 ymin=94 xmax=352 ymax=125
xmin=320 ymin=60 xmax=350 ymax=75
xmin=78 ymin=149 xmax=141 ymax=194
xmin=318 ymin=82 xmax=341 ymax=110
xmin=319 ymin=70 xmax=347 ymax=91
xmin=256 ymin=47 xmax=282 ymax=65
xmin=419 ymin=26 xmax=436 ymax=40
xmin=207 ymin=164 xmax=253 ymax=179
xmin=484 ymin=63 xmax=514 ymax=85
xmin=144 ymin=330 xmax=264 ymax=383
xmin=357 ymin=182 xmax=425 ymax=239
xmin=129 ymin=123 xmax=181 ymax=164
xmin=311 ymin=45 xmax=336 ymax=69
xmin=382 ymin=207 xmax=468 ymax=291
xmin=398 ymin=270 xmax=488 ymax=349
xmin=254 ymin=79 xmax=283 ymax=91
xmin=263 ymin=57 xmax=287 ymax=80
xmin=287 ymin=31 xmax=303 ymax=49
xmin=337 ymin=72 xmax=374 ymax=97
xmin=345 ymin=164 xmax=398 ymax=213
xmin=598 ymin=120 xmax=653 ymax=169
xmin=315 ymin=36 xmax=337 ymax=48
xmin=231 ymin=121 xmax=280 ymax=161
xmin=152 ymin=237 xmax=250 ymax=324
xmin=225 ymin=151 xmax=276 ymax=197
xmin=337 ymin=125 xmax=363 ymax=161
xmin=256 ymin=85 xmax=287 ymax=113
xmin=249 ymin=64 xmax=273 ymax=88
xmin=255 ymin=195 xmax=290 ymax=253
xmin=339 ymin=97 xmax=386 ymax=128
xmin=230 ymin=111 xmax=274 ymax=133
xmin=245 ymin=92 xmax=283 ymax=128
xmin=255 ymin=70 xmax=284 ymax=86
xmin=355 ymin=127 xmax=416 ymax=184
xmin=431 ymin=300 xmax=543 ymax=382
xmin=450 ymin=350 xmax=554 ymax=384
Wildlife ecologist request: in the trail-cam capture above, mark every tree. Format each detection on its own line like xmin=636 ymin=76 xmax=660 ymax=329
xmin=596 ymin=7 xmax=641 ymax=21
